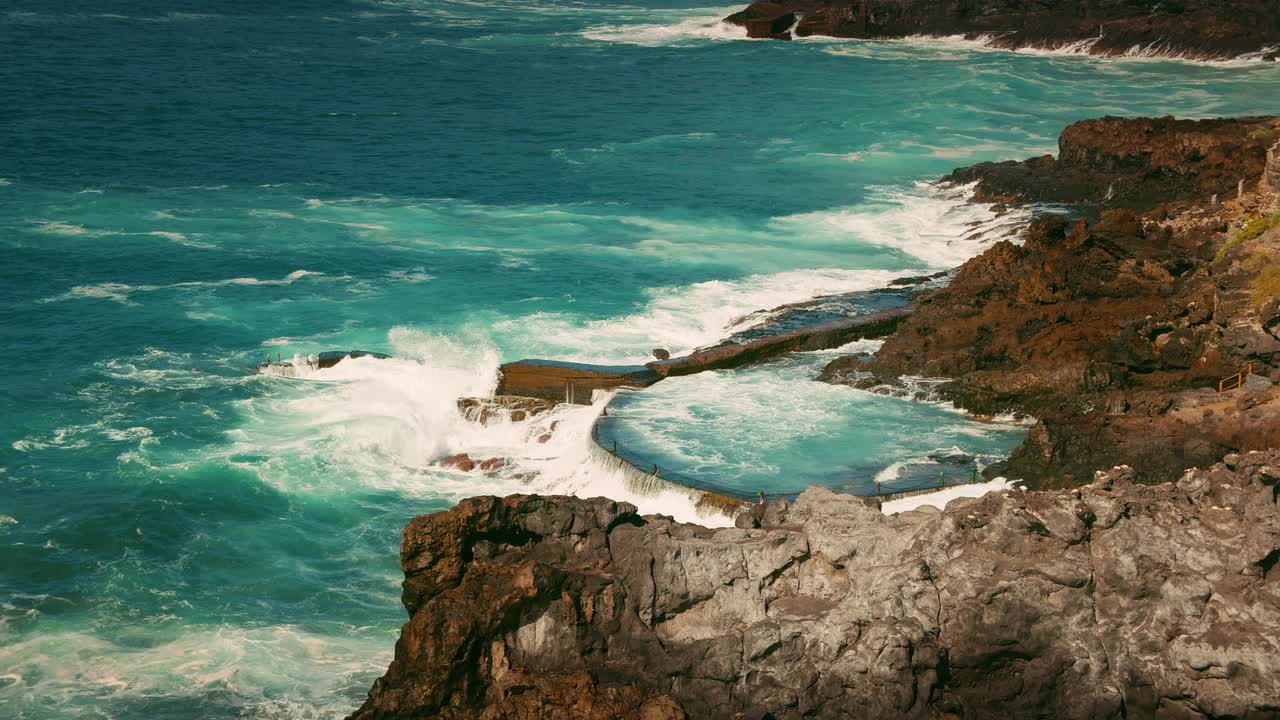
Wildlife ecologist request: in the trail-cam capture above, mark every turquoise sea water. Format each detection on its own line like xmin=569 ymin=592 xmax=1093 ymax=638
xmin=3 ymin=2 xmax=1279 ymax=717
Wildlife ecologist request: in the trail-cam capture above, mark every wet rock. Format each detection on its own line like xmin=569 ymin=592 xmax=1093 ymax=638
xmin=351 ymin=451 xmax=1280 ymax=719
xmin=724 ymin=0 xmax=1280 ymax=60
xmin=439 ymin=453 xmax=476 ymax=472
xmin=926 ymin=451 xmax=973 ymax=465
xmin=458 ymin=395 xmax=559 ymax=425
xmin=477 ymin=457 xmax=508 ymax=473
xmin=822 ymin=116 xmax=1280 ymax=488
xmin=944 ymin=116 xmax=1280 ymax=212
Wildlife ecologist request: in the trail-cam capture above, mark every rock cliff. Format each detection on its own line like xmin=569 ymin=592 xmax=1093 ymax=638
xmin=725 ymin=0 xmax=1280 ymax=59
xmin=350 ymin=451 xmax=1280 ymax=719
xmin=822 ymin=116 xmax=1280 ymax=488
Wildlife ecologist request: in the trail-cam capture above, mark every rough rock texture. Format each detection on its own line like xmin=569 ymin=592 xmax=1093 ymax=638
xmin=457 ymin=396 xmax=559 ymax=425
xmin=823 ymin=116 xmax=1280 ymax=488
xmin=1268 ymin=140 xmax=1280 ymax=194
xmin=351 ymin=451 xmax=1280 ymax=719
xmin=946 ymin=116 xmax=1280 ymax=212
xmin=725 ymin=0 xmax=1280 ymax=59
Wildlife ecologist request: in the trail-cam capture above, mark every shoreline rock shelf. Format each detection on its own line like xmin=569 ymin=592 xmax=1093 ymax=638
xmin=829 ymin=115 xmax=1280 ymax=489
xmin=494 ymin=290 xmax=918 ymax=405
xmin=724 ymin=0 xmax=1280 ymax=60
xmin=349 ymin=451 xmax=1280 ymax=719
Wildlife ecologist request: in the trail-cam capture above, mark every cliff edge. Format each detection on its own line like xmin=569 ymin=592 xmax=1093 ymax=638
xmin=350 ymin=452 xmax=1280 ymax=719
xmin=823 ymin=116 xmax=1280 ymax=488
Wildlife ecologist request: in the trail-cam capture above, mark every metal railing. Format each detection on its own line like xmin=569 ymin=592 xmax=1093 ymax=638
xmin=1219 ymin=362 xmax=1256 ymax=392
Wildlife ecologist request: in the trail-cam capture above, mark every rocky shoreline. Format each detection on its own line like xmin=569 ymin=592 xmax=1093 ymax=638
xmin=723 ymin=0 xmax=1280 ymax=60
xmin=352 ymin=115 xmax=1280 ymax=718
xmin=824 ymin=115 xmax=1280 ymax=488
xmin=350 ymin=450 xmax=1280 ymax=719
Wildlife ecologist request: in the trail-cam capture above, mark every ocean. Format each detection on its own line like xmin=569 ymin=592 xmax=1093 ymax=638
xmin=2 ymin=1 xmax=1278 ymax=717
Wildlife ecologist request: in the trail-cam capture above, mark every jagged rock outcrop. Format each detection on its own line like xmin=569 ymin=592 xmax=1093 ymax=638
xmin=945 ymin=116 xmax=1280 ymax=212
xmin=351 ymin=451 xmax=1280 ymax=719
xmin=822 ymin=116 xmax=1280 ymax=487
xmin=725 ymin=0 xmax=1280 ymax=60
xmin=1267 ymin=140 xmax=1280 ymax=194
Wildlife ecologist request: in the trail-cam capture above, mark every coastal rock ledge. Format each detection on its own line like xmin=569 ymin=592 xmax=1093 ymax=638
xmin=350 ymin=451 xmax=1280 ymax=720
xmin=725 ymin=0 xmax=1280 ymax=59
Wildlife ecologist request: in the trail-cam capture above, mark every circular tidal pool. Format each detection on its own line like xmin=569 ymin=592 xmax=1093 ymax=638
xmin=594 ymin=344 xmax=1029 ymax=498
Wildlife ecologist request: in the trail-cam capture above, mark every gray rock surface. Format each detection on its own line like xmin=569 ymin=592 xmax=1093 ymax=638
xmin=351 ymin=451 xmax=1280 ymax=719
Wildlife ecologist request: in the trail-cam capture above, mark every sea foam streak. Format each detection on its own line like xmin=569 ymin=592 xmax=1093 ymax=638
xmin=773 ymin=182 xmax=1031 ymax=269
xmin=42 ymin=270 xmax=333 ymax=304
xmin=237 ymin=329 xmax=732 ymax=525
xmin=579 ymin=6 xmax=748 ymax=46
xmin=493 ymin=267 xmax=913 ymax=365
xmin=239 ymin=182 xmax=1028 ymax=522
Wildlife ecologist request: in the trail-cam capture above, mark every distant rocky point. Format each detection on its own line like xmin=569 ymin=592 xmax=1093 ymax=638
xmin=725 ymin=0 xmax=1280 ymax=59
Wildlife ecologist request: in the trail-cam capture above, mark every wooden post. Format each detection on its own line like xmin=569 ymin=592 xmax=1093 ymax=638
xmin=1238 ymin=178 xmax=1245 ymax=199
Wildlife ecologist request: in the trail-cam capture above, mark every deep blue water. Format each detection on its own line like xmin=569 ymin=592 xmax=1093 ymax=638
xmin=2 ymin=2 xmax=1278 ymax=717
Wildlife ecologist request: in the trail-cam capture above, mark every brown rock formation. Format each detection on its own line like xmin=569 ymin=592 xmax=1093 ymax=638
xmin=821 ymin=116 xmax=1280 ymax=488
xmin=945 ymin=116 xmax=1280 ymax=212
xmin=725 ymin=0 xmax=1280 ymax=60
xmin=351 ymin=451 xmax=1280 ymax=719
xmin=1267 ymin=140 xmax=1280 ymax=194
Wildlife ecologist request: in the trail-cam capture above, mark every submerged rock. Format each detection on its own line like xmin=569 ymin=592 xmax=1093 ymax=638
xmin=350 ymin=451 xmax=1280 ymax=719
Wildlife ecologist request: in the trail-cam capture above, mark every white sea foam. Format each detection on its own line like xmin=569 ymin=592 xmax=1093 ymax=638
xmin=0 ymin=625 xmax=388 ymax=717
xmin=146 ymin=230 xmax=217 ymax=249
xmin=103 ymin=426 xmax=153 ymax=442
xmin=823 ymin=33 xmax=1279 ymax=67
xmin=32 ymin=220 xmax=98 ymax=236
xmin=580 ymin=7 xmax=749 ymax=46
xmin=881 ymin=477 xmax=1020 ymax=514
xmin=42 ymin=270 xmax=334 ymax=304
xmin=388 ymin=268 xmax=434 ymax=283
xmin=773 ymin=182 xmax=1030 ymax=269
xmin=251 ymin=207 xmax=389 ymax=231
xmin=493 ymin=266 xmax=912 ymax=364
xmin=234 ymin=327 xmax=734 ymax=525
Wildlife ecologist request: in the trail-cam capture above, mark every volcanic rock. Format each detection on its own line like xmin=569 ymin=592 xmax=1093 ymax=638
xmin=821 ymin=115 xmax=1280 ymax=488
xmin=724 ymin=0 xmax=1280 ymax=60
xmin=458 ymin=395 xmax=559 ymax=425
xmin=944 ymin=116 xmax=1280 ymax=212
xmin=439 ymin=453 xmax=477 ymax=472
xmin=351 ymin=450 xmax=1280 ymax=719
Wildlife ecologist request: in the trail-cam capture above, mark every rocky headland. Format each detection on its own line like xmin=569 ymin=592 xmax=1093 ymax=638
xmin=352 ymin=116 xmax=1280 ymax=718
xmin=823 ymin=115 xmax=1280 ymax=488
xmin=724 ymin=0 xmax=1280 ymax=59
